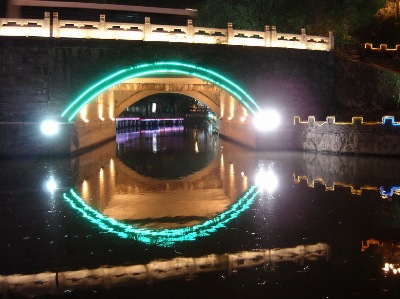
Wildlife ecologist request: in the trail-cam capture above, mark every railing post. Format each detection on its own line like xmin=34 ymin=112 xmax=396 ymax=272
xmin=52 ymin=12 xmax=59 ymax=38
xmin=99 ymin=14 xmax=106 ymax=39
xmin=144 ymin=17 xmax=151 ymax=41
xmin=264 ymin=25 xmax=271 ymax=47
xmin=227 ymin=22 xmax=233 ymax=44
xmin=329 ymin=31 xmax=334 ymax=51
xmin=44 ymin=11 xmax=50 ymax=37
xmin=187 ymin=19 xmax=194 ymax=43
xmin=271 ymin=25 xmax=277 ymax=47
xmin=301 ymin=28 xmax=307 ymax=49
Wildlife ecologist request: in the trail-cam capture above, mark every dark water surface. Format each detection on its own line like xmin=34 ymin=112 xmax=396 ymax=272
xmin=1 ymin=127 xmax=400 ymax=298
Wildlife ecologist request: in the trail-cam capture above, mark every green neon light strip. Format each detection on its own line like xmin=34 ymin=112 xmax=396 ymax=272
xmin=61 ymin=69 xmax=128 ymax=118
xmin=151 ymin=62 xmax=260 ymax=110
xmin=67 ymin=68 xmax=252 ymax=122
xmin=63 ymin=186 xmax=259 ymax=247
xmin=61 ymin=62 xmax=261 ymax=121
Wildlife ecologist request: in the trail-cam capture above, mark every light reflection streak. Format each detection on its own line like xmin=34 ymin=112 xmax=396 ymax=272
xmin=0 ymin=243 xmax=329 ymax=297
xmin=63 ymin=186 xmax=259 ymax=247
xmin=294 ymin=175 xmax=400 ymax=199
xmin=361 ymin=238 xmax=400 ymax=276
xmin=255 ymin=168 xmax=279 ymax=194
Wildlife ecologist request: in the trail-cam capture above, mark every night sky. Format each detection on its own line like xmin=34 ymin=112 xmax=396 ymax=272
xmin=1 ymin=1 xmax=207 ymax=20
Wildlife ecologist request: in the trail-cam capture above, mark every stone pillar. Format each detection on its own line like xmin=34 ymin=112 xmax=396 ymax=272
xmin=270 ymin=26 xmax=277 ymax=47
xmin=52 ymin=12 xmax=59 ymax=38
xmin=187 ymin=19 xmax=194 ymax=43
xmin=301 ymin=28 xmax=307 ymax=49
xmin=44 ymin=12 xmax=51 ymax=37
xmin=144 ymin=17 xmax=151 ymax=41
xmin=264 ymin=25 xmax=271 ymax=47
xmin=99 ymin=14 xmax=106 ymax=39
xmin=227 ymin=23 xmax=234 ymax=44
xmin=329 ymin=31 xmax=334 ymax=51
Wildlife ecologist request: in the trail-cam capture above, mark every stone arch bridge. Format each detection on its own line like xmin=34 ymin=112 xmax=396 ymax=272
xmin=0 ymin=36 xmax=334 ymax=155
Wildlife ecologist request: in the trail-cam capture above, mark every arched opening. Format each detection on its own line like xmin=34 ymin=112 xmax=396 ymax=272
xmin=61 ymin=61 xmax=260 ymax=122
xmin=61 ymin=61 xmax=261 ymax=153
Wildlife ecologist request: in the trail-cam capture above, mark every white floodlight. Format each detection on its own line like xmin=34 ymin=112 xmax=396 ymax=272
xmin=40 ymin=120 xmax=60 ymax=136
xmin=254 ymin=109 xmax=281 ymax=131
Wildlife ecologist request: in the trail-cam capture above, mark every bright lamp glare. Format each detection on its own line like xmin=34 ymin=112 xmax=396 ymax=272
xmin=40 ymin=120 xmax=60 ymax=136
xmin=254 ymin=110 xmax=281 ymax=131
xmin=45 ymin=177 xmax=58 ymax=193
xmin=255 ymin=169 xmax=279 ymax=194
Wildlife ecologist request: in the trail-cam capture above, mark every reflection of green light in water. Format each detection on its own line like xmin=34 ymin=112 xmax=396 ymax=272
xmin=61 ymin=61 xmax=261 ymax=122
xmin=63 ymin=186 xmax=259 ymax=247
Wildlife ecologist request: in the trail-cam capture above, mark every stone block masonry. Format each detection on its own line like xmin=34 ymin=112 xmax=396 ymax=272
xmin=293 ymin=116 xmax=400 ymax=156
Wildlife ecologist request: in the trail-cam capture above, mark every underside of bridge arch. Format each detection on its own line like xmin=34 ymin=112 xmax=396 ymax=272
xmin=63 ymin=62 xmax=260 ymax=154
xmin=113 ymin=78 xmax=222 ymax=117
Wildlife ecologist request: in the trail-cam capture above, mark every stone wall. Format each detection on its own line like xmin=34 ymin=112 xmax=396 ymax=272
xmin=333 ymin=56 xmax=400 ymax=118
xmin=294 ymin=116 xmax=400 ymax=156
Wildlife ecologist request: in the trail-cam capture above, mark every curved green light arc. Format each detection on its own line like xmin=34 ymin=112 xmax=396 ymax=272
xmin=63 ymin=186 xmax=260 ymax=247
xmin=61 ymin=62 xmax=261 ymax=122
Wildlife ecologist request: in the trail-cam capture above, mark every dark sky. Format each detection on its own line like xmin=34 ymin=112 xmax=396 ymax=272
xmin=119 ymin=1 xmax=205 ymax=9
xmin=0 ymin=1 xmax=207 ymax=19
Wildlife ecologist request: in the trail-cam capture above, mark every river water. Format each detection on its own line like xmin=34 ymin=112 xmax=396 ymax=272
xmin=1 ymin=127 xmax=400 ymax=298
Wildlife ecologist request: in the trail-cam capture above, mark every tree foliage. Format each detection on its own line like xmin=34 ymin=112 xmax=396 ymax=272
xmin=197 ymin=0 xmax=388 ymax=48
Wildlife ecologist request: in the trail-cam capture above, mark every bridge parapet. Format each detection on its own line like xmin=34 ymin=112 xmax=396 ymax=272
xmin=0 ymin=12 xmax=334 ymax=51
xmin=0 ymin=11 xmax=50 ymax=37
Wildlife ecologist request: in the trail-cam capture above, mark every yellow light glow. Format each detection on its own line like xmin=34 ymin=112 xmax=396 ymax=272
xmin=108 ymin=92 xmax=115 ymax=120
xmin=80 ymin=105 xmax=89 ymax=123
xmin=98 ymin=94 xmax=104 ymax=120
xmin=110 ymin=158 xmax=115 ymax=177
xmin=82 ymin=179 xmax=89 ymax=200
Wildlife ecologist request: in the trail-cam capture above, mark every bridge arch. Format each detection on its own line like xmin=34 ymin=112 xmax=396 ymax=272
xmin=61 ymin=61 xmax=261 ymax=122
xmin=115 ymin=90 xmax=221 ymax=118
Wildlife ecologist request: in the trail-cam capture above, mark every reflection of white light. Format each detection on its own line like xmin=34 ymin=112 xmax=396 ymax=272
xmin=152 ymin=103 xmax=157 ymax=113
xmin=40 ymin=120 xmax=60 ymax=136
xmin=45 ymin=177 xmax=57 ymax=193
xmin=254 ymin=109 xmax=281 ymax=131
xmin=255 ymin=169 xmax=279 ymax=194
xmin=152 ymin=133 xmax=157 ymax=153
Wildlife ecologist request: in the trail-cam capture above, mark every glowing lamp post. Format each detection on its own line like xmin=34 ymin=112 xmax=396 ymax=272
xmin=253 ymin=109 xmax=281 ymax=131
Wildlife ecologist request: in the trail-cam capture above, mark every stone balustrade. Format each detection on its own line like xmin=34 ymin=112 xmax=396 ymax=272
xmin=0 ymin=12 xmax=334 ymax=51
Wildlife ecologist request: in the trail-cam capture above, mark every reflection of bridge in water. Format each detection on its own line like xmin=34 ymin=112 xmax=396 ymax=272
xmin=292 ymin=152 xmax=400 ymax=199
xmin=361 ymin=239 xmax=400 ymax=276
xmin=0 ymin=243 xmax=329 ymax=298
xmin=66 ymin=137 xmax=257 ymax=245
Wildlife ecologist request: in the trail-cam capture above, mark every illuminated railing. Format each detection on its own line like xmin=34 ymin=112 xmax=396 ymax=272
xmin=0 ymin=12 xmax=334 ymax=51
xmin=293 ymin=175 xmax=398 ymax=199
xmin=0 ymin=243 xmax=329 ymax=297
xmin=293 ymin=115 xmax=400 ymax=155
xmin=293 ymin=115 xmax=400 ymax=127
xmin=365 ymin=43 xmax=400 ymax=52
